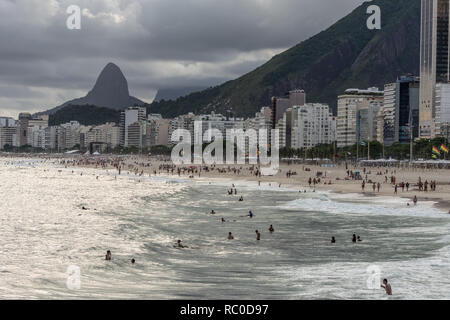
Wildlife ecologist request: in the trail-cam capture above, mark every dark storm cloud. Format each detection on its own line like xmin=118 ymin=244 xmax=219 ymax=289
xmin=0 ymin=0 xmax=365 ymax=116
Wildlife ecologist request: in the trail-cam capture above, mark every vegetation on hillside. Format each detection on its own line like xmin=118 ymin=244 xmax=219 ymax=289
xmin=148 ymin=0 xmax=421 ymax=118
xmin=49 ymin=105 xmax=121 ymax=126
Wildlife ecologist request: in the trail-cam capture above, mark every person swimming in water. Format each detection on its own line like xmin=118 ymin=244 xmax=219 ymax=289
xmin=357 ymin=236 xmax=362 ymax=242
xmin=221 ymin=218 xmax=226 ymax=223
xmin=105 ymin=250 xmax=112 ymax=261
xmin=176 ymin=240 xmax=185 ymax=248
xmin=269 ymin=225 xmax=274 ymax=233
xmin=248 ymin=211 xmax=254 ymax=218
xmin=381 ymin=279 xmax=392 ymax=295
xmin=210 ymin=210 xmax=216 ymax=215
xmin=131 ymin=258 xmax=135 ymax=264
xmin=228 ymin=232 xmax=234 ymax=240
xmin=331 ymin=236 xmax=336 ymax=243
xmin=239 ymin=196 xmax=244 ymax=201
xmin=255 ymin=230 xmax=261 ymax=240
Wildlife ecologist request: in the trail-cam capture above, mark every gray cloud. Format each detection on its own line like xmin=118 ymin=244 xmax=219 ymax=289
xmin=0 ymin=0 xmax=365 ymax=117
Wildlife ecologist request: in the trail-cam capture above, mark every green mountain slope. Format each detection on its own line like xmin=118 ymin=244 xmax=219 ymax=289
xmin=49 ymin=105 xmax=120 ymax=126
xmin=148 ymin=0 xmax=420 ymax=117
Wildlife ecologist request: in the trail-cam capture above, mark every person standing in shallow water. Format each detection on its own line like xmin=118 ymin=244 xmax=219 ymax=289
xmin=331 ymin=236 xmax=336 ymax=243
xmin=381 ymin=279 xmax=392 ymax=295
xmin=352 ymin=234 xmax=357 ymax=243
xmin=255 ymin=230 xmax=261 ymax=240
xmin=105 ymin=250 xmax=111 ymax=261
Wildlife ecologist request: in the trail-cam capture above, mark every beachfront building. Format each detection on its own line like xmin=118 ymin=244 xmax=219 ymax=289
xmin=146 ymin=115 xmax=170 ymax=147
xmin=336 ymin=88 xmax=384 ymax=147
xmin=435 ymin=83 xmax=450 ymax=140
xmin=271 ymin=89 xmax=306 ymax=130
xmin=0 ymin=117 xmax=17 ymax=149
xmin=126 ymin=121 xmax=146 ymax=149
xmin=0 ymin=127 xmax=17 ymax=149
xmin=279 ymin=108 xmax=294 ymax=148
xmin=85 ymin=123 xmax=120 ymax=150
xmin=194 ymin=112 xmax=245 ymax=142
xmin=27 ymin=125 xmax=47 ymax=149
xmin=57 ymin=121 xmax=83 ymax=151
xmin=357 ymin=102 xmax=382 ymax=145
xmin=419 ymin=0 xmax=450 ymax=139
xmin=120 ymin=106 xmax=146 ymax=147
xmin=168 ymin=113 xmax=195 ymax=146
xmin=291 ymin=104 xmax=336 ymax=149
xmin=44 ymin=126 xmax=58 ymax=150
xmin=382 ymin=76 xmax=420 ymax=146
xmin=0 ymin=117 xmax=16 ymax=128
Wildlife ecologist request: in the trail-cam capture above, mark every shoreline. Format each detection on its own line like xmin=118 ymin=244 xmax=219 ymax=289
xmin=2 ymin=154 xmax=450 ymax=214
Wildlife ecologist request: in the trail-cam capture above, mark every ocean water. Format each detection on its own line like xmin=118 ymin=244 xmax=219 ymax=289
xmin=1 ymin=158 xmax=450 ymax=299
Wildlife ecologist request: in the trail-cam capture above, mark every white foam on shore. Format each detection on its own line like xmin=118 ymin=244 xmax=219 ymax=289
xmin=279 ymin=191 xmax=447 ymax=218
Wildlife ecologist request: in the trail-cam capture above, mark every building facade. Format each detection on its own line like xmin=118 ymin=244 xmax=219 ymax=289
xmin=291 ymin=104 xmax=336 ymax=149
xmin=383 ymin=76 xmax=420 ymax=146
xmin=336 ymin=88 xmax=384 ymax=147
xmin=419 ymin=0 xmax=450 ymax=138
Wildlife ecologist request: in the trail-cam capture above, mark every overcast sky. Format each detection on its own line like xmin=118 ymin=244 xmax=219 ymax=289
xmin=0 ymin=0 xmax=365 ymax=117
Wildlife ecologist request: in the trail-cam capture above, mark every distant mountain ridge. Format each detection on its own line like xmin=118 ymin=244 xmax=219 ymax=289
xmin=39 ymin=63 xmax=145 ymax=115
xmin=154 ymin=87 xmax=207 ymax=102
xmin=148 ymin=0 xmax=421 ymax=117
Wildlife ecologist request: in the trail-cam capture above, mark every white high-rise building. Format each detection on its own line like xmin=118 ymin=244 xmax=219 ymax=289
xmin=85 ymin=123 xmax=120 ymax=150
xmin=120 ymin=107 xmax=146 ymax=147
xmin=58 ymin=121 xmax=82 ymax=150
xmin=146 ymin=117 xmax=170 ymax=147
xmin=0 ymin=117 xmax=16 ymax=128
xmin=419 ymin=0 xmax=450 ymax=138
xmin=291 ymin=104 xmax=336 ymax=149
xmin=336 ymin=88 xmax=384 ymax=147
xmin=435 ymin=83 xmax=450 ymax=139
xmin=0 ymin=117 xmax=17 ymax=149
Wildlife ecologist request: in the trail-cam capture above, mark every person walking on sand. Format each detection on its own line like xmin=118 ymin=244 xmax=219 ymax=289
xmin=394 ymin=184 xmax=398 ymax=194
xmin=377 ymin=182 xmax=381 ymax=192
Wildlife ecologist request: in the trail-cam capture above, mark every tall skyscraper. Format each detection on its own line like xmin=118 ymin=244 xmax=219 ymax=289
xmin=419 ymin=0 xmax=450 ymax=138
xmin=383 ymin=76 xmax=420 ymax=146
